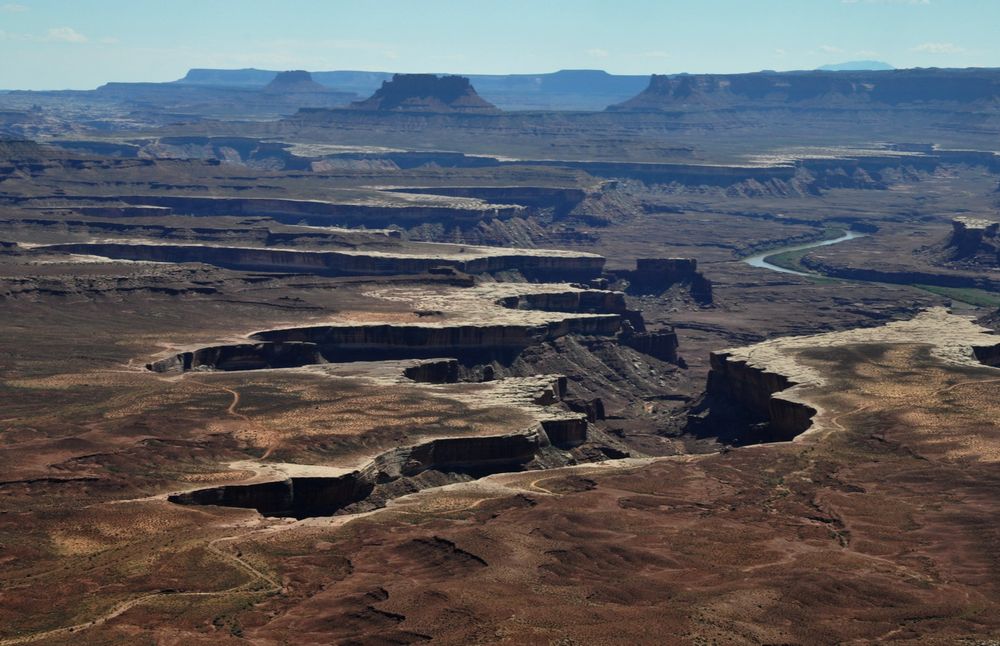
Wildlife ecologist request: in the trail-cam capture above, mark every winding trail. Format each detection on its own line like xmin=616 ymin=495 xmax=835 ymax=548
xmin=191 ymin=378 xmax=278 ymax=459
xmin=0 ymin=380 xmax=290 ymax=645
xmin=0 ymin=537 xmax=281 ymax=646
xmin=221 ymin=385 xmax=245 ymax=419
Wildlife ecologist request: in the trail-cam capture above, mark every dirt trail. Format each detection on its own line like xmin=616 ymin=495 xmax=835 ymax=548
xmin=192 ymin=378 xmax=279 ymax=459
xmin=0 ymin=538 xmax=280 ymax=645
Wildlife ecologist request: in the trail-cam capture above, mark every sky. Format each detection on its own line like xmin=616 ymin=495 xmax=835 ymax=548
xmin=1 ymin=0 xmax=998 ymax=89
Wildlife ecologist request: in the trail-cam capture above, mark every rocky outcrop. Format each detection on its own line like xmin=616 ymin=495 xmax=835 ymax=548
xmin=618 ymin=258 xmax=713 ymax=304
xmin=619 ymin=327 xmax=680 ymax=363
xmin=350 ymin=74 xmax=499 ymax=113
xmin=689 ymin=273 xmax=714 ymax=304
xmin=531 ymin=159 xmax=798 ymax=187
xmin=563 ymin=397 xmax=606 ymax=423
xmin=263 ymin=70 xmax=332 ymax=95
xmin=946 ymin=216 xmax=999 ymax=265
xmin=0 ymin=138 xmax=56 ymax=161
xmin=403 ymin=358 xmax=460 ymax=383
xmin=148 ymin=311 xmax=626 ymax=375
xmin=540 ymin=418 xmax=588 ymax=448
xmin=497 ymin=289 xmax=628 ymax=314
xmin=973 ymin=343 xmax=1000 ymax=368
xmin=146 ymin=342 xmax=323 ymax=373
xmin=631 ymin=258 xmax=698 ymax=286
xmin=175 ymin=67 xmax=652 ymax=110
xmin=4 ymin=216 xmax=399 ymax=248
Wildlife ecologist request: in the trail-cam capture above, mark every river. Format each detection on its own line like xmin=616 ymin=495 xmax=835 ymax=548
xmin=742 ymin=230 xmax=867 ymax=277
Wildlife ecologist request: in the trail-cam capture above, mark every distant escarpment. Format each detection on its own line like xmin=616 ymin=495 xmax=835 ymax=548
xmin=350 ymin=74 xmax=499 ymax=113
xmin=610 ymin=69 xmax=1000 ymax=111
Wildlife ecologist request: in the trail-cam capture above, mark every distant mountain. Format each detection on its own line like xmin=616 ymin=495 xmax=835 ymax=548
xmin=349 ymin=74 xmax=498 ymax=113
xmin=818 ymin=60 xmax=894 ymax=71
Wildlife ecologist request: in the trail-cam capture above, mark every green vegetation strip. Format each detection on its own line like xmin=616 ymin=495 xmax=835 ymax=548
xmin=912 ymin=285 xmax=1000 ymax=308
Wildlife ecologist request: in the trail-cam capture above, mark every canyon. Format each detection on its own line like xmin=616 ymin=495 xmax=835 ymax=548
xmin=1 ymin=64 xmax=999 ymax=645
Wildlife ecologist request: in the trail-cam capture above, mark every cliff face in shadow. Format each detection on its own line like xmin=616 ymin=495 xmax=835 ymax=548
xmin=698 ymin=351 xmax=817 ymax=442
xmin=169 ymin=431 xmax=546 ymax=519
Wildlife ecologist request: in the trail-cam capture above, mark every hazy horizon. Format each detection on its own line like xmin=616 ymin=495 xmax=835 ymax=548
xmin=1 ymin=0 xmax=998 ymax=90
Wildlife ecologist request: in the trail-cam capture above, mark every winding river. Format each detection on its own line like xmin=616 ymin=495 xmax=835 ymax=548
xmin=742 ymin=230 xmax=867 ymax=277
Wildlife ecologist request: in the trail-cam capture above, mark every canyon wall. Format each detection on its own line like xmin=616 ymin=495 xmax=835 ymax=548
xmin=704 ymin=351 xmax=816 ymax=441
xmin=45 ymin=242 xmax=606 ymax=281
xmin=800 ymin=254 xmax=1000 ymax=292
xmin=150 ymin=314 xmax=626 ymax=374
xmin=113 ymin=195 xmax=523 ymax=227
xmin=168 ymin=431 xmax=541 ymax=518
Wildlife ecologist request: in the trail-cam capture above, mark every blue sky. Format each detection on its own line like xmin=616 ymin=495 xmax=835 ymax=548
xmin=1 ymin=0 xmax=997 ymax=89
